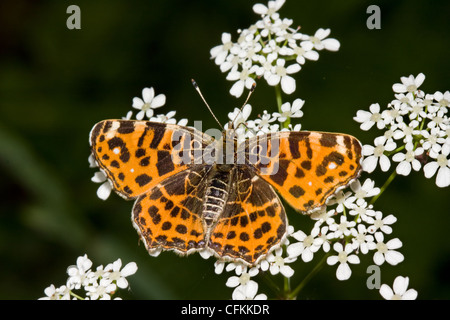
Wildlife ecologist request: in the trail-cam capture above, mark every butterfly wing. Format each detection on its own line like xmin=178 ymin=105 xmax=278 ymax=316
xmin=132 ymin=165 xmax=212 ymax=254
xmin=244 ymin=131 xmax=362 ymax=213
xmin=208 ymin=166 xmax=287 ymax=265
xmin=90 ymin=120 xmax=212 ymax=199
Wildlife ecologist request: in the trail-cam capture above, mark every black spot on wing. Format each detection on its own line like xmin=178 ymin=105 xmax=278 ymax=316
xmin=156 ymin=150 xmax=175 ymax=176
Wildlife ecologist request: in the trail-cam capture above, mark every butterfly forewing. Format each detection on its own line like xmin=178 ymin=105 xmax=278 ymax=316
xmin=90 ymin=120 xmax=212 ymax=199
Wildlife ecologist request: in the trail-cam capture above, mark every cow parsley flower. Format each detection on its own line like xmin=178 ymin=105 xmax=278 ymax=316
xmin=211 ymin=0 xmax=340 ymax=97
xmin=39 ymin=254 xmax=137 ymax=300
xmin=232 ymin=282 xmax=268 ymax=300
xmin=354 ymin=103 xmax=385 ymax=131
xmin=327 ymin=243 xmax=360 ymax=281
xmin=267 ymin=59 xmax=301 ymax=94
xmin=132 ymin=87 xmax=166 ymax=120
xmin=263 ymin=247 xmax=295 ymax=277
xmin=392 ymin=73 xmax=425 ymax=94
xmin=226 ymin=266 xmax=260 ymax=300
xmin=350 ymin=224 xmax=375 ymax=254
xmin=392 ymin=142 xmax=424 ymax=176
xmin=372 ymin=232 xmax=404 ymax=266
xmin=301 ymin=28 xmax=340 ymax=52
xmin=423 ymin=142 xmax=450 ymax=187
xmin=273 ymin=98 xmax=304 ymax=122
xmin=287 ymin=228 xmax=322 ymax=262
xmin=379 ymin=276 xmax=418 ymax=300
xmin=362 ymin=136 xmax=396 ymax=173
xmin=253 ymin=0 xmax=286 ymax=17
xmin=366 ymin=211 xmax=397 ymax=235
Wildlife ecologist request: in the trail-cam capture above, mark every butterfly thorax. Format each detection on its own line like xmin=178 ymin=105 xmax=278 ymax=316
xmin=211 ymin=128 xmax=241 ymax=165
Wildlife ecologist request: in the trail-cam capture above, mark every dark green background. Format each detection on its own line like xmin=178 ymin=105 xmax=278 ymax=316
xmin=0 ymin=0 xmax=449 ymax=300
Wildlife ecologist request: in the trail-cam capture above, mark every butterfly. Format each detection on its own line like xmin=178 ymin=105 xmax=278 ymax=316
xmin=89 ymin=114 xmax=362 ymax=266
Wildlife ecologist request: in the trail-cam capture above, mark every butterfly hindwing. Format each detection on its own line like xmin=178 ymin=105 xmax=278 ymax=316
xmin=132 ymin=165 xmax=212 ymax=254
xmin=90 ymin=120 xmax=212 ymax=199
xmin=208 ymin=166 xmax=287 ymax=265
xmin=245 ymin=131 xmax=362 ymax=213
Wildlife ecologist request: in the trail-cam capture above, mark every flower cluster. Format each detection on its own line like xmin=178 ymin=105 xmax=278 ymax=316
xmin=39 ymin=254 xmax=137 ymax=300
xmin=210 ymin=0 xmax=340 ymax=97
xmin=354 ymin=73 xmax=449 ymax=188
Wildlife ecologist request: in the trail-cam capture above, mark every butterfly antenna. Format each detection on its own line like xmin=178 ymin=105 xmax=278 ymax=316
xmin=191 ymin=79 xmax=224 ymax=131
xmin=231 ymin=82 xmax=257 ymax=128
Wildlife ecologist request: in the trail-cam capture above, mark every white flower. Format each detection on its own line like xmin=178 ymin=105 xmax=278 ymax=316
xmin=366 ymin=211 xmax=397 ymax=235
xmin=427 ymin=108 xmax=448 ymax=131
xmin=423 ymin=142 xmax=450 ymax=188
xmin=329 ymin=215 xmax=356 ymax=238
xmin=232 ymin=282 xmax=267 ymax=300
xmin=362 ymin=136 xmax=396 ymax=173
xmin=379 ymin=276 xmax=418 ymax=300
xmin=251 ymin=110 xmax=277 ymax=132
xmin=264 ymin=248 xmax=295 ymax=277
xmin=392 ymin=73 xmax=425 ymax=93
xmin=210 ymin=32 xmax=234 ymax=66
xmin=373 ymin=232 xmax=404 ymax=266
xmin=327 ymin=243 xmax=360 ymax=281
xmin=287 ymin=228 xmax=322 ymax=262
xmin=433 ymin=90 xmax=450 ymax=108
xmin=420 ymin=127 xmax=447 ymax=153
xmin=149 ymin=111 xmax=177 ymax=124
xmin=316 ymin=226 xmax=332 ymax=252
xmin=311 ymin=208 xmax=336 ymax=226
xmin=86 ymin=278 xmax=117 ymax=300
xmin=289 ymin=41 xmax=319 ymax=65
xmin=392 ymin=142 xmax=424 ymax=176
xmin=67 ymin=254 xmax=94 ymax=289
xmin=273 ymin=98 xmax=304 ymax=122
xmin=91 ymin=170 xmax=113 ymax=200
xmin=267 ymin=59 xmax=301 ymax=94
xmin=122 ymin=110 xmax=133 ymax=120
xmin=354 ymin=103 xmax=385 ymax=130
xmin=326 ymin=190 xmax=352 ymax=213
xmin=226 ymin=104 xmax=253 ymax=139
xmin=105 ymin=259 xmax=138 ymax=289
xmin=350 ymin=224 xmax=375 ymax=254
xmin=39 ymin=284 xmax=71 ymax=300
xmin=302 ymin=28 xmax=340 ymax=52
xmin=347 ymin=199 xmax=376 ymax=221
xmin=132 ymin=87 xmax=166 ymax=120
xmin=226 ymin=66 xmax=257 ymax=98
xmin=348 ymin=178 xmax=380 ymax=201
xmin=395 ymin=119 xmax=420 ymax=143
xmin=226 ymin=267 xmax=260 ymax=299
xmin=253 ymin=0 xmax=286 ymax=17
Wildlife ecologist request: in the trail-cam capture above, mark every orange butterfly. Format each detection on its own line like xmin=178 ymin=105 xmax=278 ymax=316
xmin=90 ymin=113 xmax=362 ymax=266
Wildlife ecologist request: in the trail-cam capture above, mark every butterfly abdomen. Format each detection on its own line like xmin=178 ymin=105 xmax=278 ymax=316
xmin=202 ymin=165 xmax=232 ymax=229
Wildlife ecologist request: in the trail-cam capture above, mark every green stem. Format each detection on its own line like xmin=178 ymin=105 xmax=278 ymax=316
xmin=284 ymin=274 xmax=291 ymax=296
xmin=369 ymin=170 xmax=397 ymax=205
xmin=274 ymin=85 xmax=290 ymax=129
xmin=69 ymin=290 xmax=85 ymax=300
xmin=287 ymin=252 xmax=330 ymax=299
xmin=261 ymin=271 xmax=283 ymax=296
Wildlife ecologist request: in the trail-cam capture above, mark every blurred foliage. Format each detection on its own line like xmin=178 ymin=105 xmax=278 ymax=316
xmin=0 ymin=0 xmax=449 ymax=299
